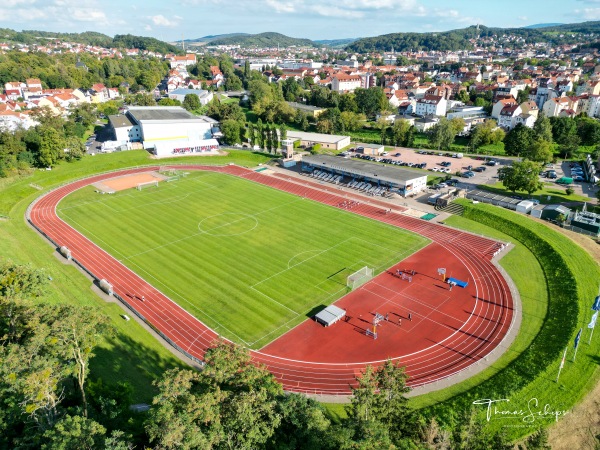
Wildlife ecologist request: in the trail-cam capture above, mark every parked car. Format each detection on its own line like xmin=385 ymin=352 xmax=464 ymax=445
xmin=486 ymin=160 xmax=498 ymax=166
xmin=547 ymin=171 xmax=557 ymax=179
xmin=394 ymin=152 xmax=401 ymax=157
xmin=462 ymin=171 xmax=475 ymax=178
xmin=573 ymin=175 xmax=585 ymax=182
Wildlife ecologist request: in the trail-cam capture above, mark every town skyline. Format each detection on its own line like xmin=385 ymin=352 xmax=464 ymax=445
xmin=1 ymin=0 xmax=597 ymax=41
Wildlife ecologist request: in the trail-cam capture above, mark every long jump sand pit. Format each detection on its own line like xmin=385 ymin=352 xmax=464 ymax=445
xmin=93 ymin=172 xmax=168 ymax=193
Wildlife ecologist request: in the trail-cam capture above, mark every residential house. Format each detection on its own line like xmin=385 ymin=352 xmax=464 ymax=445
xmin=414 ymin=95 xmax=447 ymax=117
xmin=331 ymin=74 xmax=361 ymax=93
xmin=542 ymin=96 xmax=578 ymax=117
xmin=491 ymin=98 xmax=518 ymax=119
xmin=513 ymin=114 xmax=536 ymax=129
xmin=498 ymin=104 xmax=522 ymax=130
xmin=169 ymin=54 xmax=197 ymax=69
xmin=519 ymin=101 xmax=539 ymax=119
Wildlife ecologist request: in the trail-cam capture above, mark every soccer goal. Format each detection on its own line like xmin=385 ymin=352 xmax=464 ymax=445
xmin=347 ymin=266 xmax=374 ymax=290
xmin=136 ymin=181 xmax=159 ymax=190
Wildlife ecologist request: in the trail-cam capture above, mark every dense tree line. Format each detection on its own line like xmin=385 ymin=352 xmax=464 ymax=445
xmin=208 ymin=32 xmax=316 ymax=48
xmin=0 ymin=28 xmax=180 ymax=54
xmin=0 ymin=50 xmax=168 ymax=92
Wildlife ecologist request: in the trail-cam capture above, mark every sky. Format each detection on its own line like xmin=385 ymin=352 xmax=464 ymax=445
xmin=0 ymin=0 xmax=598 ymax=42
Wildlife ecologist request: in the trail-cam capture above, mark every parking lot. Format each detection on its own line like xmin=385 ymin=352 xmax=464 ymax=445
xmin=346 ymin=148 xmax=504 ymax=191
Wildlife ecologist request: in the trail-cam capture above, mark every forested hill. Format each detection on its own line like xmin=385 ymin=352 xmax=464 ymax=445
xmin=208 ymin=32 xmax=316 ymax=48
xmin=345 ymin=27 xmax=479 ymax=53
xmin=112 ymin=34 xmax=181 ymax=54
xmin=345 ymin=21 xmax=600 ymax=53
xmin=0 ymin=29 xmax=113 ymax=47
xmin=0 ymin=29 xmax=181 ymax=54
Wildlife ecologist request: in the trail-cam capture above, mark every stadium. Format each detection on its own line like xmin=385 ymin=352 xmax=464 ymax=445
xmin=27 ymin=164 xmax=515 ymax=395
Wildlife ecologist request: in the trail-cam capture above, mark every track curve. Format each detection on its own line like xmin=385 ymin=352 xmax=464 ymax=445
xmin=28 ymin=164 xmax=514 ymax=395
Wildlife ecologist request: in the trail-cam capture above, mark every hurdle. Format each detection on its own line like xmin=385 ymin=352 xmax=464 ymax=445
xmin=366 ymin=328 xmax=378 ymax=339
xmin=396 ymin=270 xmax=412 ymax=282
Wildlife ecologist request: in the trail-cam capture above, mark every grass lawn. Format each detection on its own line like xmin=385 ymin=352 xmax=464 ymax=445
xmin=0 ymin=150 xmax=274 ymax=402
xmin=57 ymin=171 xmax=428 ymax=349
xmin=479 ymin=181 xmax=595 ymax=204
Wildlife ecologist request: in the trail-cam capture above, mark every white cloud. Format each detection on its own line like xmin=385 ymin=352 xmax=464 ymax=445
xmin=573 ymin=7 xmax=600 ymax=19
xmin=149 ymin=14 xmax=180 ymax=27
xmin=310 ymin=5 xmax=363 ymax=18
xmin=518 ymin=15 xmax=528 ymax=21
xmin=265 ymin=0 xmax=296 ymax=13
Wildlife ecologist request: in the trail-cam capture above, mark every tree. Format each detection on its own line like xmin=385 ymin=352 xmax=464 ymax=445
xmin=145 ymin=369 xmax=223 ymax=450
xmin=533 ymin=112 xmax=553 ymax=143
xmin=354 ymin=87 xmax=388 ymax=118
xmin=38 ymin=126 xmax=65 ymax=167
xmin=516 ymin=86 xmax=531 ymax=104
xmin=41 ymin=415 xmax=106 ymax=450
xmin=48 ymin=306 xmax=114 ymax=418
xmin=158 ymin=98 xmax=181 ymax=106
xmin=64 ymin=136 xmax=85 ymax=162
xmin=504 ymin=123 xmax=535 ymax=157
xmin=526 ymin=139 xmax=554 ymax=163
xmin=224 ymin=74 xmax=243 ymax=91
xmin=456 ymin=89 xmax=470 ymax=104
xmin=498 ymin=160 xmax=543 ymax=195
xmin=346 ymin=360 xmax=415 ymax=447
xmin=470 ymin=119 xmax=501 ymax=150
xmin=339 ymin=111 xmax=366 ymax=132
xmin=266 ymin=394 xmax=332 ymax=450
xmin=182 ymin=94 xmax=201 ymax=111
xmin=221 ymin=120 xmax=243 ymax=145
xmin=428 ymin=118 xmax=462 ymax=150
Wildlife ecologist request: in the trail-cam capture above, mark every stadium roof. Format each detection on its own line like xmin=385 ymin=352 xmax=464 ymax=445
xmin=287 ymin=131 xmax=349 ymax=145
xmin=303 ymin=155 xmax=427 ymax=186
xmin=126 ymin=106 xmax=217 ymax=124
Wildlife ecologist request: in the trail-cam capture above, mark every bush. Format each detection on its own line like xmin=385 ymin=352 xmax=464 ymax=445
xmin=565 ymin=187 xmax=574 ymax=196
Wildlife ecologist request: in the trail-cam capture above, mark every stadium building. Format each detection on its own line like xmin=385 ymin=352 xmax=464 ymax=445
xmin=108 ymin=106 xmax=221 ymax=157
xmin=302 ymin=155 xmax=428 ymax=197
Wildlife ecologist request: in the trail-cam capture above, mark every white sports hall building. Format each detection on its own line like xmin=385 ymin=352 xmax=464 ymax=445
xmin=108 ymin=106 xmax=221 ymax=157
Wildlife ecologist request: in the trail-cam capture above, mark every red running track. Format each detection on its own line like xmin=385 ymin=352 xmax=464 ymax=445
xmin=28 ymin=164 xmax=514 ymax=395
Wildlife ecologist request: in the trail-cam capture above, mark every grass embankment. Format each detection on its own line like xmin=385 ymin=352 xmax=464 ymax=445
xmin=58 ymin=171 xmax=427 ymax=348
xmin=0 ymin=150 xmax=273 ymax=402
xmin=420 ymin=199 xmax=600 ymax=440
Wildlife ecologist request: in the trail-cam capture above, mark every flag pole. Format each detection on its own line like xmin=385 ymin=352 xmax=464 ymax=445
xmin=573 ymin=328 xmax=582 ymax=362
xmin=556 ymin=347 xmax=567 ymax=383
xmin=590 ymin=323 xmax=595 ymax=345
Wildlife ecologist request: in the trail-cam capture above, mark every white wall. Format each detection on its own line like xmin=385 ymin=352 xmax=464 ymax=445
xmin=141 ymin=122 xmax=213 ymax=144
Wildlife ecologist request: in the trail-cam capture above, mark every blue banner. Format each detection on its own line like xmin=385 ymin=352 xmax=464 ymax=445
xmin=574 ymin=328 xmax=582 ymax=349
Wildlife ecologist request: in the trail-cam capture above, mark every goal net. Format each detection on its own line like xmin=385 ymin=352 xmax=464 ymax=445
xmin=136 ymin=181 xmax=158 ymax=190
xmin=347 ymin=266 xmax=374 ymax=290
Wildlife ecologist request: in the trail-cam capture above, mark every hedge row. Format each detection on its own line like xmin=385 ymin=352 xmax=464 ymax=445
xmin=424 ymin=199 xmax=580 ymax=429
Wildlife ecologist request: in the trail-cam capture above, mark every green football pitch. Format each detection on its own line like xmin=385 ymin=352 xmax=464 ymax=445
xmin=58 ymin=171 xmax=429 ymax=349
